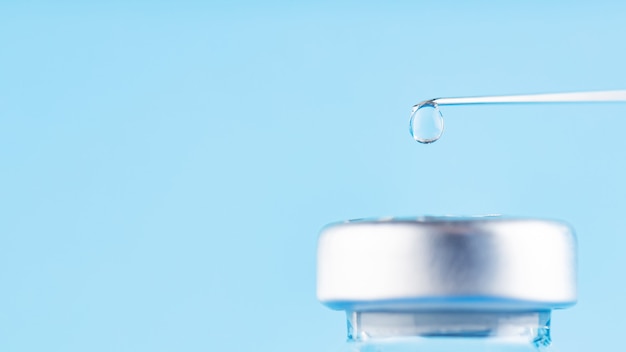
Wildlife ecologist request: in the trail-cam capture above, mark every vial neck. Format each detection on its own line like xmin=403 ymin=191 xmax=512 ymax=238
xmin=347 ymin=310 xmax=551 ymax=346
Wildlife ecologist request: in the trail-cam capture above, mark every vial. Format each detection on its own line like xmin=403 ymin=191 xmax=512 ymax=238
xmin=317 ymin=216 xmax=577 ymax=351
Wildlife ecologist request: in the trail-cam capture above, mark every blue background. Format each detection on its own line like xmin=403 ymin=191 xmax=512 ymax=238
xmin=1 ymin=1 xmax=625 ymax=351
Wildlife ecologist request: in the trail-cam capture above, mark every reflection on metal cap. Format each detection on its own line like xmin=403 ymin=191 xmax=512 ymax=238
xmin=317 ymin=217 xmax=577 ymax=311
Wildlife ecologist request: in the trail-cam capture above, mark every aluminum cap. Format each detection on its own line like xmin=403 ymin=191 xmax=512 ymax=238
xmin=317 ymin=216 xmax=577 ymax=311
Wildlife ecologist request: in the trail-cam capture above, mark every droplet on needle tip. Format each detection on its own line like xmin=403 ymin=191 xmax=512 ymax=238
xmin=409 ymin=101 xmax=444 ymax=144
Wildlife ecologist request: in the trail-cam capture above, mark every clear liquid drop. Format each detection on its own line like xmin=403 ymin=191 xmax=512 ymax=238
xmin=409 ymin=101 xmax=444 ymax=144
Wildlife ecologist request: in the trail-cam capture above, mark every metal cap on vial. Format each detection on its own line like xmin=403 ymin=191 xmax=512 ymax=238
xmin=316 ymin=216 xmax=577 ymax=311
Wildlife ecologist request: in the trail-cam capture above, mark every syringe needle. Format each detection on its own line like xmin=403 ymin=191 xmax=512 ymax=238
xmin=432 ymin=90 xmax=626 ymax=106
xmin=410 ymin=89 xmax=626 ymax=144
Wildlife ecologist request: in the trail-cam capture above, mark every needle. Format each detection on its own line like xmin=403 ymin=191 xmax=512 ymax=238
xmin=419 ymin=90 xmax=626 ymax=107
